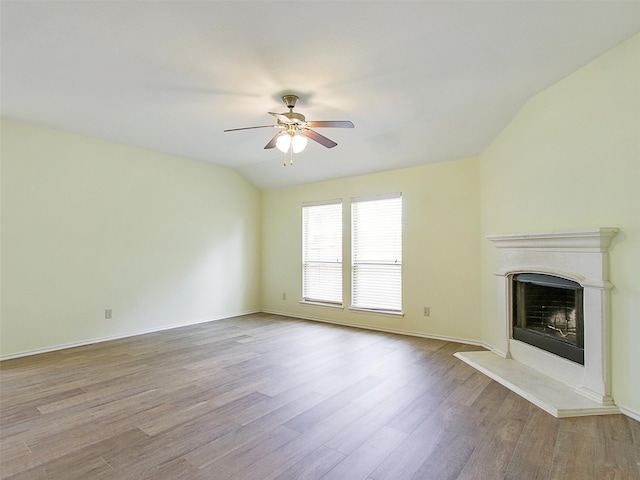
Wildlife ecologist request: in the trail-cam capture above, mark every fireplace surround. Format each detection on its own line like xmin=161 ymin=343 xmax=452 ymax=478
xmin=456 ymin=227 xmax=620 ymax=417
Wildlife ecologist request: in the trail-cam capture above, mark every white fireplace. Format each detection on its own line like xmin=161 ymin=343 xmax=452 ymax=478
xmin=455 ymin=228 xmax=620 ymax=417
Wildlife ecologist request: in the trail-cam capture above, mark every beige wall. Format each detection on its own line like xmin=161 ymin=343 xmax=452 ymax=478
xmin=479 ymin=34 xmax=640 ymax=414
xmin=261 ymin=158 xmax=482 ymax=343
xmin=1 ymin=120 xmax=261 ymax=357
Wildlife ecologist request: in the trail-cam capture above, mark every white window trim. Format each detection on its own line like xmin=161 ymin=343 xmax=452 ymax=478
xmin=300 ymin=300 xmax=345 ymax=310
xmin=348 ymin=306 xmax=405 ymax=318
xmin=350 ymin=192 xmax=402 ymax=203
xmin=302 ymin=198 xmax=342 ymax=208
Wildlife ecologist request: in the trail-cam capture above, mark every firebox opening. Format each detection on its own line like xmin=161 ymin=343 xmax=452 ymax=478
xmin=512 ymin=273 xmax=584 ymax=365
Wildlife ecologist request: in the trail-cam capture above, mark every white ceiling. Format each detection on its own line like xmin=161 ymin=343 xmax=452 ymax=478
xmin=2 ymin=1 xmax=639 ymax=190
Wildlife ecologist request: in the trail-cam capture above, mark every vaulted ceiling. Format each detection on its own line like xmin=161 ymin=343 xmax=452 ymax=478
xmin=2 ymin=1 xmax=639 ymax=190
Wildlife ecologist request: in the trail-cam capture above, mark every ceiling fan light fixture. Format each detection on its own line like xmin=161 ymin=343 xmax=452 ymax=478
xmin=291 ymin=133 xmax=308 ymax=153
xmin=276 ymin=134 xmax=292 ymax=153
xmin=276 ymin=132 xmax=308 ymax=153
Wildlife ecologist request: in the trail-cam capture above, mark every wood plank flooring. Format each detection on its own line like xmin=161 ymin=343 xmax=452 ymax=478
xmin=1 ymin=313 xmax=639 ymax=479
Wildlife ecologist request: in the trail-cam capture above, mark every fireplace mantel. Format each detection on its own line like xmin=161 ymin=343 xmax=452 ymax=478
xmin=486 ymin=227 xmax=619 ymax=252
xmin=456 ymin=227 xmax=620 ymax=417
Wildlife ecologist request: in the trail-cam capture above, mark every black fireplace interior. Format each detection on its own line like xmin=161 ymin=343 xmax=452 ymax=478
xmin=512 ymin=273 xmax=584 ymax=365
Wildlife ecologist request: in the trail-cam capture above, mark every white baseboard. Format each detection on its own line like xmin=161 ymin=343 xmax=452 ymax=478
xmin=618 ymin=405 xmax=640 ymax=423
xmin=261 ymin=309 xmax=486 ymax=348
xmin=0 ymin=310 xmax=260 ymax=361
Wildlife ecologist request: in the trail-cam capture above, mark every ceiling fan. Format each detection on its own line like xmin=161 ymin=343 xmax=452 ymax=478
xmin=224 ymin=95 xmax=354 ymax=157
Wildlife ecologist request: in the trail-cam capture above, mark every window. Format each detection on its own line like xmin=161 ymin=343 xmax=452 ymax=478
xmin=302 ymin=200 xmax=342 ymax=305
xmin=351 ymin=194 xmax=402 ymax=313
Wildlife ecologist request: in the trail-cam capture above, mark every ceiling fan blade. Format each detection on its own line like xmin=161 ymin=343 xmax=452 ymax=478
xmin=264 ymin=131 xmax=285 ymax=149
xmin=224 ymin=125 xmax=278 ymax=132
xmin=268 ymin=112 xmax=293 ymax=124
xmin=305 ymin=121 xmax=354 ymax=128
xmin=299 ymin=128 xmax=338 ymax=148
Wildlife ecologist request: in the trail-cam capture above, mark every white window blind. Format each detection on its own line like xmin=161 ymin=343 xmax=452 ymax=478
xmin=351 ymin=194 xmax=402 ymax=312
xmin=302 ymin=200 xmax=342 ymax=305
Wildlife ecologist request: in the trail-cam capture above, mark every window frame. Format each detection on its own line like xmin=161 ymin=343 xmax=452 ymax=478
xmin=301 ymin=199 xmax=344 ymax=308
xmin=350 ymin=193 xmax=403 ymax=315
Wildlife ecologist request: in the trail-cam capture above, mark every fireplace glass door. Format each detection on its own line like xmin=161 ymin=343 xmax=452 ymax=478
xmin=512 ymin=273 xmax=584 ymax=365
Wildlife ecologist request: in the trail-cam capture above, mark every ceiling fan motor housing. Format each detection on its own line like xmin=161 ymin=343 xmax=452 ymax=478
xmin=279 ymin=112 xmax=306 ymax=124
xmin=282 ymin=95 xmax=299 ymax=110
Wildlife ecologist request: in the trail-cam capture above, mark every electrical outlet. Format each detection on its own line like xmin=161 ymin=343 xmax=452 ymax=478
xmin=423 ymin=306 xmax=430 ymax=317
xmin=282 ymin=293 xmax=287 ymax=300
xmin=105 ymin=309 xmax=112 ymax=319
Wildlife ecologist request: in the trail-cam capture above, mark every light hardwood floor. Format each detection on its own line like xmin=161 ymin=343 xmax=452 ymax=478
xmin=1 ymin=314 xmax=639 ymax=479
